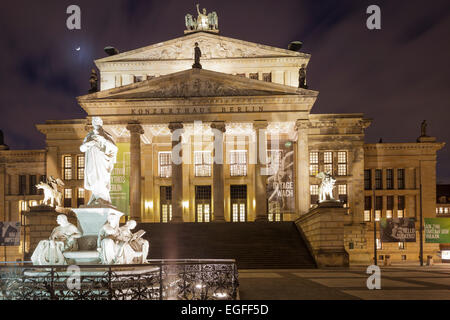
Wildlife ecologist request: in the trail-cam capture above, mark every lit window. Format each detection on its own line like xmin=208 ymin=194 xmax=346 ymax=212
xmin=249 ymin=73 xmax=259 ymax=80
xmin=230 ymin=150 xmax=247 ymax=177
xmin=263 ymin=73 xmax=272 ymax=82
xmin=77 ymin=155 xmax=85 ymax=180
xmin=398 ymin=242 xmax=405 ymax=250
xmin=77 ymin=188 xmax=85 ymax=207
xmin=376 ymin=239 xmax=382 ymax=250
xmin=63 ymin=156 xmax=72 ymax=180
xmin=337 ymin=151 xmax=347 ymax=176
xmin=338 ymin=184 xmax=347 ymax=206
xmin=64 ymin=188 xmax=72 ymax=208
xmin=386 ymin=210 xmax=393 ymax=219
xmin=134 ymin=75 xmax=145 ymax=82
xmin=20 ymin=200 xmax=28 ymax=212
xmin=364 ymin=196 xmax=372 ymax=222
xmin=375 ymin=196 xmax=382 ymax=221
xmin=445 ymin=208 xmax=449 ymax=214
xmin=194 ymin=151 xmax=212 ymax=177
xmin=324 ymin=151 xmax=333 ymax=174
xmin=159 ymin=152 xmax=172 ymax=178
xmin=309 ymin=152 xmax=319 ymax=176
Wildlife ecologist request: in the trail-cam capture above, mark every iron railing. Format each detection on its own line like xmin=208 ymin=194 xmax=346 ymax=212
xmin=0 ymin=259 xmax=239 ymax=300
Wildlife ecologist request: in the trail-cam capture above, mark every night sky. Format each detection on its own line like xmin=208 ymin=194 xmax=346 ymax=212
xmin=0 ymin=0 xmax=449 ymax=182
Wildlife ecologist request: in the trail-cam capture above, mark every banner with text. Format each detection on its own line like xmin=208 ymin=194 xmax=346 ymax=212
xmin=425 ymin=218 xmax=450 ymax=243
xmin=380 ymin=218 xmax=416 ymax=242
xmin=266 ymin=140 xmax=295 ymax=214
xmin=0 ymin=222 xmax=21 ymax=246
xmin=110 ymin=142 xmax=130 ymax=216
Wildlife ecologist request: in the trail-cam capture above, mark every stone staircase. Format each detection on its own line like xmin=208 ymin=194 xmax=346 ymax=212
xmin=138 ymin=222 xmax=316 ymax=269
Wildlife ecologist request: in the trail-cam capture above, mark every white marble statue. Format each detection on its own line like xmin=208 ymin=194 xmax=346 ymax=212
xmin=316 ymin=172 xmax=336 ymax=202
xmin=80 ymin=117 xmax=118 ymax=206
xmin=35 ymin=176 xmax=64 ymax=207
xmin=118 ymin=220 xmax=149 ymax=264
xmin=31 ymin=215 xmax=81 ymax=265
xmin=98 ymin=214 xmax=149 ymax=265
xmin=196 ymin=4 xmax=209 ymax=30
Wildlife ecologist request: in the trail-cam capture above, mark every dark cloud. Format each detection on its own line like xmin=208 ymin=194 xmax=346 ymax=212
xmin=0 ymin=0 xmax=449 ymax=182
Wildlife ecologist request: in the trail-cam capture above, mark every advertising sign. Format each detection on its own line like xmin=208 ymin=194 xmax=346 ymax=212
xmin=380 ymin=218 xmax=416 ymax=242
xmin=267 ymin=140 xmax=295 ymax=214
xmin=110 ymin=142 xmax=130 ymax=215
xmin=0 ymin=222 xmax=21 ymax=246
xmin=425 ymin=218 xmax=450 ymax=243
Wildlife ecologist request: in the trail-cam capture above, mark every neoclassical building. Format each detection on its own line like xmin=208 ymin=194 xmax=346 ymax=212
xmin=0 ymin=27 xmax=446 ymax=264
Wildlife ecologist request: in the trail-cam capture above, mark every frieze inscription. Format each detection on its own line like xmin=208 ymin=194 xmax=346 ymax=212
xmin=131 ymin=106 xmax=264 ymax=115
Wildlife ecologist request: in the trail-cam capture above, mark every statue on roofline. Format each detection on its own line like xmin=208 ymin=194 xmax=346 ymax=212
xmin=185 ymin=4 xmax=219 ymax=33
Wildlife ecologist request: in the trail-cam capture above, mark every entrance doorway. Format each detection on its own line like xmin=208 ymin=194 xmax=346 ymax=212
xmin=195 ymin=186 xmax=211 ymax=222
xmin=230 ymin=185 xmax=247 ymax=222
xmin=160 ymin=186 xmax=172 ymax=223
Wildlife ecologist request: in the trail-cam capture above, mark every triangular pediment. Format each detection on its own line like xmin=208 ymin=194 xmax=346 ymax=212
xmin=79 ymin=68 xmax=317 ymax=101
xmin=96 ymin=32 xmax=309 ymax=63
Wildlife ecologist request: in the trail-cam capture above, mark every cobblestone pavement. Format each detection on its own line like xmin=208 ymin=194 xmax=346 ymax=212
xmin=238 ymin=264 xmax=450 ymax=300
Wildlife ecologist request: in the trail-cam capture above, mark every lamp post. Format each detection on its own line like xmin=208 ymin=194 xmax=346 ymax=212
xmin=373 ymin=186 xmax=377 ymax=266
xmin=419 ymin=161 xmax=424 ymax=266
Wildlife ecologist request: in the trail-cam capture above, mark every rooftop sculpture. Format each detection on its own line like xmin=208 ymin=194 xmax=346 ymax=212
xmin=185 ymin=4 xmax=219 ymax=34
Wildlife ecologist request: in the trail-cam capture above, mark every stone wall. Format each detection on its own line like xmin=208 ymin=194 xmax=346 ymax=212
xmin=295 ymin=203 xmax=351 ymax=267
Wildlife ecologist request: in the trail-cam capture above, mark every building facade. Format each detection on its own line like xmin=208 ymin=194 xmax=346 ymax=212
xmin=0 ymin=30 xmax=446 ymax=264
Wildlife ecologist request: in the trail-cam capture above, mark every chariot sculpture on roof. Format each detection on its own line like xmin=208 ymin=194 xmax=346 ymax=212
xmin=185 ymin=4 xmax=219 ymax=34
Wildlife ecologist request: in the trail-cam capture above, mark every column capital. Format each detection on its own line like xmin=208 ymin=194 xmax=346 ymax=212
xmin=211 ymin=121 xmax=226 ymax=133
xmin=168 ymin=122 xmax=184 ymax=133
xmin=295 ymin=119 xmax=310 ymax=130
xmin=253 ymin=120 xmax=268 ymax=130
xmin=126 ymin=123 xmax=144 ymax=134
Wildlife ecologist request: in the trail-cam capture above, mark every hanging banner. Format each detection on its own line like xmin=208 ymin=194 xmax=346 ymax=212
xmin=0 ymin=222 xmax=21 ymax=246
xmin=425 ymin=218 xmax=450 ymax=243
xmin=110 ymin=142 xmax=130 ymax=215
xmin=380 ymin=218 xmax=416 ymax=242
xmin=267 ymin=140 xmax=295 ymax=214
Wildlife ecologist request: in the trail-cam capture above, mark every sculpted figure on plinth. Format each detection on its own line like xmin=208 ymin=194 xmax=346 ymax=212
xmin=80 ymin=117 xmax=118 ymax=206
xmin=31 ymin=215 xmax=81 ymax=265
xmin=316 ymin=172 xmax=336 ymax=203
xmin=118 ymin=220 xmax=149 ymax=264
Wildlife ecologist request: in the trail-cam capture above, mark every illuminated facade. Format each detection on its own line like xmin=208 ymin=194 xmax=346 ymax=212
xmin=0 ymin=31 xmax=445 ymax=264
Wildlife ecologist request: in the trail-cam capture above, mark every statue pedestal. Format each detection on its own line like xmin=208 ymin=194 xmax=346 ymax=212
xmin=72 ymin=207 xmax=124 ymax=236
xmin=69 ymin=207 xmax=125 ymax=264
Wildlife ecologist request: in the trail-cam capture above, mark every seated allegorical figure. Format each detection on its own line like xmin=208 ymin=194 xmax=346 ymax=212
xmin=118 ymin=220 xmax=149 ymax=264
xmin=31 ymin=215 xmax=81 ymax=265
xmin=97 ymin=213 xmax=122 ymax=264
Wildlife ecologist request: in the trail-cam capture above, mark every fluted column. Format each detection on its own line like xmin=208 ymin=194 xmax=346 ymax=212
xmin=169 ymin=122 xmax=184 ymax=222
xmin=127 ymin=123 xmax=144 ymax=222
xmin=254 ymin=120 xmax=268 ymax=222
xmin=295 ymin=119 xmax=310 ymax=215
xmin=211 ymin=121 xmax=226 ymax=222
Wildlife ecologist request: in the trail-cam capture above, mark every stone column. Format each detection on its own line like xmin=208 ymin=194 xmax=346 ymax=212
xmin=169 ymin=122 xmax=184 ymax=222
xmin=127 ymin=123 xmax=144 ymax=222
xmin=253 ymin=120 xmax=268 ymax=222
xmin=295 ymin=120 xmax=310 ymax=216
xmin=211 ymin=122 xmax=226 ymax=222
